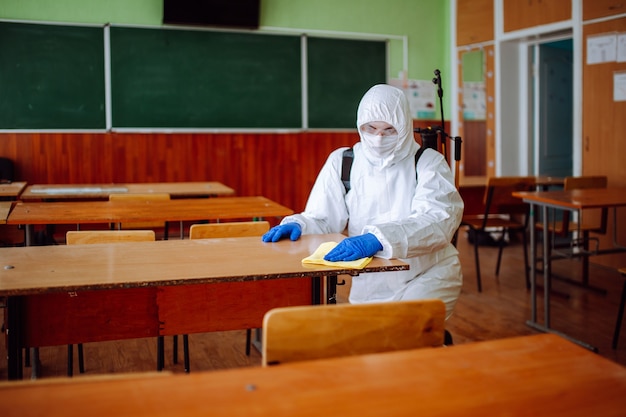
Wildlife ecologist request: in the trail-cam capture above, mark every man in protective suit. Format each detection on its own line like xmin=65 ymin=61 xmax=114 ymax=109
xmin=263 ymin=84 xmax=463 ymax=319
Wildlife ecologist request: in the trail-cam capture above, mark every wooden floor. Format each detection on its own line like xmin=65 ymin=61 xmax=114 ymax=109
xmin=1 ymin=225 xmax=625 ymax=379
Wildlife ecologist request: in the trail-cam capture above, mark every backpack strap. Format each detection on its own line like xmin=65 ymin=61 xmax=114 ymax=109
xmin=341 ymin=148 xmax=354 ymax=192
xmin=341 ymin=145 xmax=428 ymax=193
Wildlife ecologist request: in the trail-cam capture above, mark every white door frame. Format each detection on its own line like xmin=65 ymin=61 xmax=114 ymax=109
xmin=493 ymin=0 xmax=582 ymax=177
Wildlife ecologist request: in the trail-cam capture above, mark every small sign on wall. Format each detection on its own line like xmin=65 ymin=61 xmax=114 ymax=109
xmin=587 ymin=32 xmax=617 ymax=64
xmin=389 ymin=78 xmax=436 ymax=119
xmin=614 ymin=71 xmax=626 ymax=102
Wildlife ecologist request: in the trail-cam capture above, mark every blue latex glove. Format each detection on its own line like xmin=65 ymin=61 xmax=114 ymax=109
xmin=262 ymin=223 xmax=302 ymax=242
xmin=324 ymin=233 xmax=383 ymax=262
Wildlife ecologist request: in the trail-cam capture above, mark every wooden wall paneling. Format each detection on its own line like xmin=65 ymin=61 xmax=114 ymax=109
xmin=583 ymin=17 xmax=626 ymax=269
xmin=457 ymin=50 xmax=466 ymax=181
xmin=583 ymin=0 xmax=626 ymax=20
xmin=0 ymin=131 xmax=357 ymax=214
xmin=485 ymin=45 xmax=496 ymax=177
xmin=457 ymin=46 xmax=488 ymax=179
xmin=0 ymin=125 xmax=441 ymax=215
xmin=456 ymin=0 xmax=494 ymax=45
xmin=462 ymin=121 xmax=487 ymax=176
xmin=503 ymin=0 xmax=572 ymax=32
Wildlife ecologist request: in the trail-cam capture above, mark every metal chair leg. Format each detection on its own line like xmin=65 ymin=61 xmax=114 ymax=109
xmin=473 ymin=237 xmax=482 ymax=292
xmin=67 ymin=345 xmax=73 ymax=377
xmin=183 ymin=335 xmax=190 ymax=373
xmin=157 ymin=336 xmax=165 ymax=371
xmin=173 ymin=335 xmax=178 ymax=364
xmin=613 ymin=279 xmax=626 ymax=349
xmin=78 ymin=343 xmax=85 ymax=373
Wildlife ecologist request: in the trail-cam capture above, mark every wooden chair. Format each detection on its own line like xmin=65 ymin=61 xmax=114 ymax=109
xmin=535 ymin=175 xmax=608 ymax=286
xmin=108 ymin=193 xmax=170 ymax=240
xmin=65 ymin=230 xmax=156 ymax=376
xmin=461 ymin=176 xmax=536 ymax=292
xmin=261 ymin=299 xmax=446 ymax=366
xmin=189 ymin=221 xmax=270 ymax=357
xmin=614 ymin=267 xmax=626 ymax=349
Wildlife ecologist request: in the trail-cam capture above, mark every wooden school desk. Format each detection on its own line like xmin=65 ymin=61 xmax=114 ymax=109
xmin=0 ymin=201 xmax=11 ymax=224
xmin=459 ymin=175 xmax=563 ymax=215
xmin=7 ymin=196 xmax=292 ymax=245
xmin=19 ymin=181 xmax=235 ymax=200
xmin=0 ymin=181 xmax=27 ymax=200
xmin=1 ymin=334 xmax=625 ymax=417
xmin=0 ymin=234 xmax=408 ymax=380
xmin=514 ymin=188 xmax=626 ymax=351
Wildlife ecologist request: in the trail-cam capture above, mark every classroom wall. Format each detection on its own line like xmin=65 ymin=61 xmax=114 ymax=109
xmin=0 ymin=0 xmax=451 ymax=92
xmin=0 ymin=1 xmax=451 ymax=214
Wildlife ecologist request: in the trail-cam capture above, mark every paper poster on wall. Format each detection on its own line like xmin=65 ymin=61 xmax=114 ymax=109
xmin=587 ymin=33 xmax=617 ymax=64
xmin=462 ymin=81 xmax=486 ymax=120
xmin=617 ymin=33 xmax=626 ymax=63
xmin=389 ymin=78 xmax=436 ymax=119
xmin=614 ymin=71 xmax=626 ymax=102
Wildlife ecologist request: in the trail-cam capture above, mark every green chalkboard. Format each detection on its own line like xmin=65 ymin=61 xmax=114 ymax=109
xmin=110 ymin=27 xmax=302 ymax=129
xmin=0 ymin=22 xmax=105 ymax=129
xmin=307 ymin=37 xmax=387 ymax=129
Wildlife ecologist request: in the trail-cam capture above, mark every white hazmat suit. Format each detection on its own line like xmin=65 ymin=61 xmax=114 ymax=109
xmin=280 ymin=84 xmax=463 ymax=318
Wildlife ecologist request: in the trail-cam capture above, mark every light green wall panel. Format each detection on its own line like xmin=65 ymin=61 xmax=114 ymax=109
xmin=0 ymin=0 xmax=451 ymax=117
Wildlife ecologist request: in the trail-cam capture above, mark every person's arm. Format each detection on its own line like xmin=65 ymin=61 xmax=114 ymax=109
xmin=364 ymin=150 xmax=463 ymax=259
xmin=280 ymin=147 xmax=351 ymax=235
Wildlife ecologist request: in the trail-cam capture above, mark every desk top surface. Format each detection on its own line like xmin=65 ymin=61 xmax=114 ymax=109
xmin=0 ymin=181 xmax=27 ymax=198
xmin=0 ymin=334 xmax=624 ymax=417
xmin=0 ymin=234 xmax=408 ymax=296
xmin=0 ymin=201 xmax=11 ymax=224
xmin=7 ymin=196 xmax=292 ymax=225
xmin=20 ymin=182 xmax=235 ymax=200
xmin=459 ymin=175 xmax=564 ymax=188
xmin=514 ymin=187 xmax=626 ymax=209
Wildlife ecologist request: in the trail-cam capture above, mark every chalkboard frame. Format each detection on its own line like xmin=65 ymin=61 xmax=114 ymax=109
xmin=0 ymin=21 xmax=106 ymax=130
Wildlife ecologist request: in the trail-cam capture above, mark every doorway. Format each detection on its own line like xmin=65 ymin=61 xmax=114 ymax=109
xmin=533 ymin=39 xmax=573 ymax=177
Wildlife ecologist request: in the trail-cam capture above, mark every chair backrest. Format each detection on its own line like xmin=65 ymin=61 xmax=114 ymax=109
xmin=564 ymin=175 xmax=607 ymax=191
xmin=261 ymin=299 xmax=446 ymax=366
xmin=0 ymin=157 xmax=14 ymax=182
xmin=189 ymin=221 xmax=270 ymax=239
xmin=483 ymin=176 xmax=536 ymax=219
xmin=108 ymin=193 xmax=170 ymax=230
xmin=563 ymin=175 xmax=608 ymax=234
xmin=66 ymin=230 xmax=155 ymax=245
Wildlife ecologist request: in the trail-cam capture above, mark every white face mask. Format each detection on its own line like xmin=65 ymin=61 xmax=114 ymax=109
xmin=362 ymin=132 xmax=397 ymax=158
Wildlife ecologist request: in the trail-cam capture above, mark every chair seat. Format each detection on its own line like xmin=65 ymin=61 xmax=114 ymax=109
xmin=535 ymin=220 xmax=604 ymax=235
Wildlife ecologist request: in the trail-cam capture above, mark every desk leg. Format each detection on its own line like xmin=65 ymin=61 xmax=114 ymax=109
xmin=326 ymin=275 xmax=338 ymax=305
xmin=542 ymin=205 xmax=551 ymax=328
xmin=525 ymin=204 xmax=599 ymax=353
xmin=6 ymin=296 xmax=23 ymax=380
xmin=24 ymin=224 xmax=33 ymax=247
xmin=312 ymin=277 xmax=321 ymax=305
xmin=529 ymin=203 xmax=537 ymax=323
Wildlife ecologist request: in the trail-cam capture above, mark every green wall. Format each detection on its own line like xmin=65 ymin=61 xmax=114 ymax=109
xmin=0 ymin=0 xmax=451 ymax=117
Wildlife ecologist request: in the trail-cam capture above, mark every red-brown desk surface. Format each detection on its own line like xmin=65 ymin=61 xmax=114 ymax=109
xmin=7 ymin=196 xmax=291 ymax=225
xmin=0 ymin=334 xmax=624 ymax=417
xmin=0 ymin=181 xmax=27 ymax=199
xmin=19 ymin=181 xmax=235 ymax=200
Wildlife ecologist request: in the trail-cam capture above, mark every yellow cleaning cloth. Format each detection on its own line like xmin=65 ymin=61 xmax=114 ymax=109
xmin=301 ymin=241 xmax=373 ymax=269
